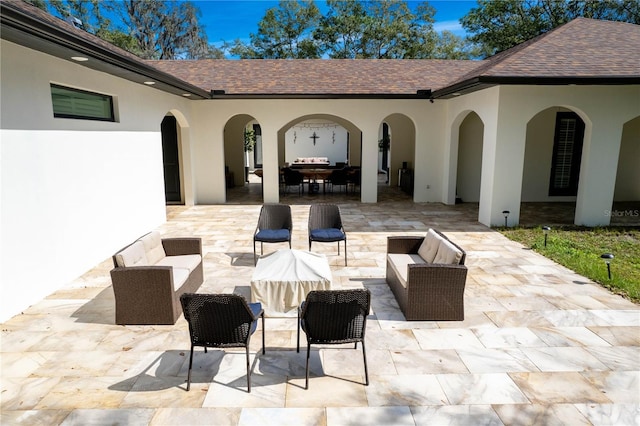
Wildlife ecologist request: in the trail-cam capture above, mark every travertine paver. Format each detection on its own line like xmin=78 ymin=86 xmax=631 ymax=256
xmin=1 ymin=187 xmax=639 ymax=425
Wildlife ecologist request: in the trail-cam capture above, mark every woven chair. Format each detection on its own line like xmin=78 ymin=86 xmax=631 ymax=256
xmin=297 ymin=289 xmax=370 ymax=389
xmin=308 ymin=204 xmax=347 ymax=266
xmin=282 ymin=167 xmax=304 ymax=196
xmin=327 ymin=168 xmax=349 ymax=193
xmin=179 ymin=293 xmax=265 ymax=392
xmin=254 ymin=203 xmax=292 ymax=265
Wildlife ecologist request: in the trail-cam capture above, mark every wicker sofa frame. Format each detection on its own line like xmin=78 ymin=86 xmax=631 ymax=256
xmin=386 ymin=231 xmax=467 ymax=321
xmin=110 ymin=237 xmax=203 ymax=325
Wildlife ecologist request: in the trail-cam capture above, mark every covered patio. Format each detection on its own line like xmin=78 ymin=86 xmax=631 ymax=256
xmin=2 ymin=195 xmax=638 ymax=425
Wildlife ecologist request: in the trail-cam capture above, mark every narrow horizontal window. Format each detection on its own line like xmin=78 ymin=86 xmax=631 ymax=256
xmin=50 ymin=84 xmax=115 ymax=121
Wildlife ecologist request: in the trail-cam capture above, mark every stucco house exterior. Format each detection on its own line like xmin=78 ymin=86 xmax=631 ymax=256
xmin=1 ymin=0 xmax=638 ymax=321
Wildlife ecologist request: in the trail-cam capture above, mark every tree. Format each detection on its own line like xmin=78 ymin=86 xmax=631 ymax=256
xmin=231 ymin=0 xmax=472 ymax=59
xmin=461 ymin=0 xmax=640 ymax=57
xmin=315 ymin=0 xmax=444 ymax=59
xmin=230 ymin=0 xmax=322 ymax=59
xmin=47 ymin=0 xmax=222 ymax=59
xmin=120 ymin=0 xmax=222 ymax=59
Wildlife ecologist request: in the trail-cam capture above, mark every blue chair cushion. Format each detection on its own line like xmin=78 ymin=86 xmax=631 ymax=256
xmin=256 ymin=229 xmax=290 ymax=241
xmin=310 ymin=228 xmax=345 ymax=241
xmin=248 ymin=302 xmax=262 ymax=334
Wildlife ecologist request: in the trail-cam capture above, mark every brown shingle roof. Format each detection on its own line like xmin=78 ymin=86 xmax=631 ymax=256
xmin=2 ymin=0 xmax=638 ymax=99
xmin=447 ymin=18 xmax=640 ymax=88
xmin=146 ymin=59 xmax=483 ymax=96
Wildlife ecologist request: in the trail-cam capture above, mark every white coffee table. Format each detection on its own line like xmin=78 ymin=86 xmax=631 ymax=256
xmin=251 ymin=249 xmax=332 ymax=317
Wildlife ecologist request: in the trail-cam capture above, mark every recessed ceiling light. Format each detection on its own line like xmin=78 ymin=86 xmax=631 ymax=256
xmin=143 ymin=81 xmax=155 ymax=85
xmin=452 ymin=92 xmax=461 ymax=96
xmin=71 ymin=56 xmax=89 ymax=62
xmin=182 ymin=93 xmax=192 ymax=97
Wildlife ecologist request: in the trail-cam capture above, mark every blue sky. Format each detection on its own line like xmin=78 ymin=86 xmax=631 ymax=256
xmin=193 ymin=0 xmax=477 ymax=47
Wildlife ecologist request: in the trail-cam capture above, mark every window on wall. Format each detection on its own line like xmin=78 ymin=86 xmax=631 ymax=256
xmin=50 ymin=84 xmax=115 ymax=121
xmin=549 ymin=112 xmax=585 ymax=196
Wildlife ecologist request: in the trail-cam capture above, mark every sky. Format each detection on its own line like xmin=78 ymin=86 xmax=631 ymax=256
xmin=191 ymin=0 xmax=477 ymax=48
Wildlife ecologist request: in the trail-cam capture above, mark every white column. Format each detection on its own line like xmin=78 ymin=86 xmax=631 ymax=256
xmin=360 ymin=124 xmax=379 ymax=203
xmin=574 ymin=118 xmax=624 ymax=226
xmin=261 ymin=126 xmax=280 ymax=203
xmin=478 ymin=99 xmax=527 ymax=227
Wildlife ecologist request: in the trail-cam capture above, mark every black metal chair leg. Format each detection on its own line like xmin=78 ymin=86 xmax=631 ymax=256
xmin=305 ymin=342 xmax=311 ymax=389
xmin=186 ymin=345 xmax=194 ymax=391
xmin=261 ymin=313 xmax=266 ymax=354
xmin=246 ymin=346 xmax=251 ymax=392
xmin=362 ymin=340 xmax=369 ymax=386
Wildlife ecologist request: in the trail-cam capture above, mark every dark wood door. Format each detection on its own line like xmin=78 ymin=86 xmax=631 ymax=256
xmin=161 ymin=116 xmax=181 ymax=203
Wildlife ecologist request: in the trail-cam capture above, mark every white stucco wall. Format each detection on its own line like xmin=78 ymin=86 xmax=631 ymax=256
xmin=615 ymin=116 xmax=640 ymax=201
xmin=285 ymin=120 xmax=349 ymax=164
xmin=189 ymin=98 xmax=436 ymax=204
xmin=456 ymin=112 xmax=483 ymax=203
xmin=446 ymin=85 xmax=640 ymax=226
xmin=0 ymin=40 xmax=192 ymax=321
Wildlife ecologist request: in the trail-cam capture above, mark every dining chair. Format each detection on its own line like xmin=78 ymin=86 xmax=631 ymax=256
xmin=180 ymin=293 xmax=265 ymax=392
xmin=254 ymin=203 xmax=292 ymax=265
xmin=297 ymin=289 xmax=371 ymax=389
xmin=308 ymin=203 xmax=347 ymax=265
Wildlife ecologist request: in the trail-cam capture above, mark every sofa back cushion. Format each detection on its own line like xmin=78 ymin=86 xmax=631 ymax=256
xmin=139 ymin=231 xmax=166 ymax=264
xmin=115 ymin=241 xmax=148 ymax=267
xmin=433 ymin=238 xmax=464 ymax=265
xmin=417 ymin=228 xmax=444 ymax=263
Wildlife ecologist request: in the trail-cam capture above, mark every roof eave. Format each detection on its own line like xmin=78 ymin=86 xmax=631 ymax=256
xmin=207 ymin=92 xmax=434 ymax=100
xmin=433 ymin=75 xmax=640 ymax=98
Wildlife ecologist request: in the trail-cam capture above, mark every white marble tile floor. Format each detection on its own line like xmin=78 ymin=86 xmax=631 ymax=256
xmin=1 ymin=200 xmax=638 ymax=425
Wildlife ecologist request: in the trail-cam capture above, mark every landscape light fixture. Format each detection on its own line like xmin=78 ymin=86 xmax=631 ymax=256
xmin=502 ymin=210 xmax=510 ymax=227
xmin=600 ymin=253 xmax=614 ymax=279
xmin=542 ymin=226 xmax=551 ymax=247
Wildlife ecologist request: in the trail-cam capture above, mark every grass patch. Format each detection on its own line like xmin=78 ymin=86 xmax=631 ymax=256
xmin=498 ymin=226 xmax=640 ymax=303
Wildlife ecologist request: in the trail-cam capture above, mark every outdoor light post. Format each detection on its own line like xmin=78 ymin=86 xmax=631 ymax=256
xmin=502 ymin=210 xmax=510 ymax=227
xmin=601 ymin=253 xmax=614 ymax=279
xmin=542 ymin=226 xmax=551 ymax=247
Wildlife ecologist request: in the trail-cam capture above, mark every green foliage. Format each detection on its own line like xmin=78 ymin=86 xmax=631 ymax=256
xmin=230 ymin=0 xmax=322 ymax=59
xmin=46 ymin=0 xmax=223 ymax=59
xmin=461 ymin=0 xmax=640 ymax=57
xmin=120 ymin=0 xmax=223 ymax=59
xmin=233 ymin=0 xmax=473 ymax=59
xmin=244 ymin=128 xmax=257 ymax=152
xmin=500 ymin=226 xmax=640 ymax=302
xmin=23 ymin=0 xmax=47 ymax=11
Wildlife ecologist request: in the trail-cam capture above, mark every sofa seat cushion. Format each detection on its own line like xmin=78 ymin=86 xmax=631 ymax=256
xmin=417 ymin=229 xmax=444 ymax=263
xmin=156 ymin=254 xmax=202 ymax=273
xmin=433 ymin=238 xmax=464 ymax=265
xmin=256 ymin=229 xmax=290 ymax=242
xmin=138 ymin=231 xmax=166 ymax=264
xmin=310 ymin=228 xmax=345 ymax=241
xmin=171 ymin=267 xmax=191 ymax=291
xmin=115 ymin=241 xmax=148 ymax=267
xmin=387 ymin=253 xmax=426 ymax=287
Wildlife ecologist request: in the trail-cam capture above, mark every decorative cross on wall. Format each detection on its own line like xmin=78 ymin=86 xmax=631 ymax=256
xmin=310 ymin=132 xmax=319 ymax=145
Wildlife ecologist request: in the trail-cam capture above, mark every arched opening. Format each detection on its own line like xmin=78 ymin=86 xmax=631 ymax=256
xmin=612 ymin=115 xmax=640 ymax=224
xmin=520 ymin=106 xmax=586 ymax=224
xmin=456 ymin=111 xmax=484 ymax=204
xmin=160 ymin=110 xmax=192 ymax=205
xmin=278 ymin=114 xmax=362 ymax=198
xmin=224 ymin=114 xmax=263 ymax=203
xmin=380 ymin=113 xmax=415 ymax=199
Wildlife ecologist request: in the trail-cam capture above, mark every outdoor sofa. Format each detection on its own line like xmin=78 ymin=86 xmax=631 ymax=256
xmin=110 ymin=231 xmax=203 ymax=325
xmin=386 ymin=229 xmax=467 ymax=320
